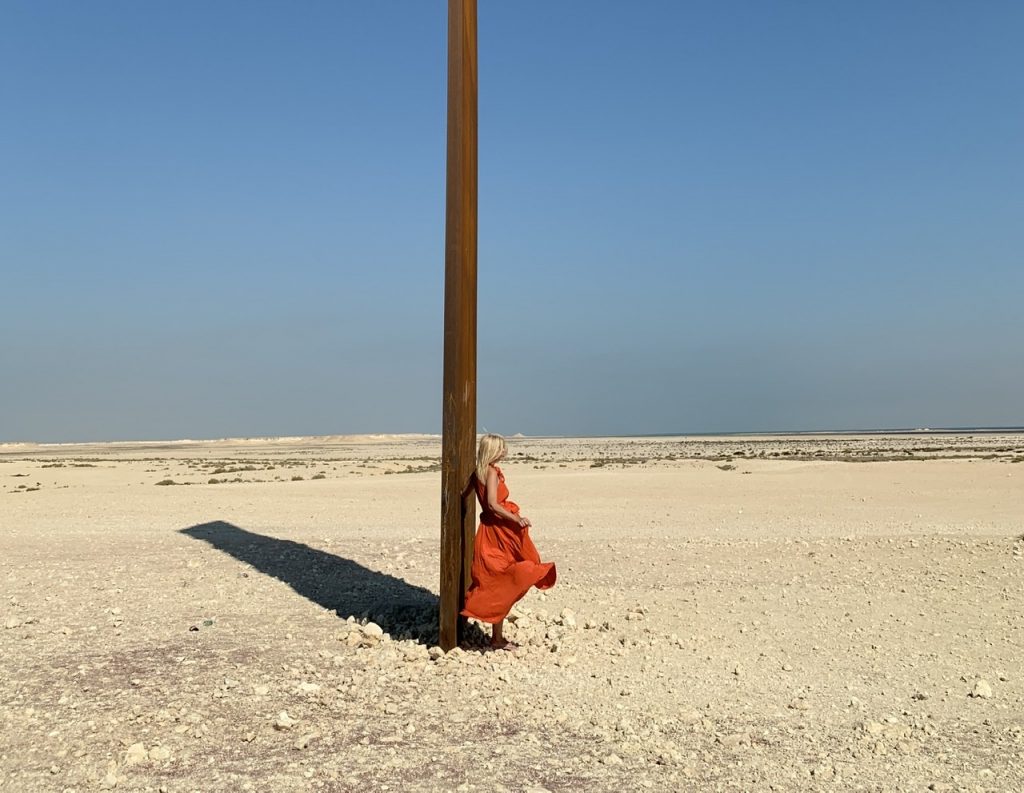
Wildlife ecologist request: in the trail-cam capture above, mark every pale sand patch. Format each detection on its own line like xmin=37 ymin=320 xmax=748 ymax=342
xmin=1 ymin=434 xmax=1022 ymax=791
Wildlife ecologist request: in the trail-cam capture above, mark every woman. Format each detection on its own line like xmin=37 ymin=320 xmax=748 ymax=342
xmin=460 ymin=433 xmax=557 ymax=650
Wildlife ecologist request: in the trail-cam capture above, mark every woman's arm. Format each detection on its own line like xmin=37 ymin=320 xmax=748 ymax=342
xmin=486 ymin=467 xmax=530 ymax=528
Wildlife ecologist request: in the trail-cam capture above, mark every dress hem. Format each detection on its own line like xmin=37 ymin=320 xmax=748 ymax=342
xmin=460 ymin=562 xmax=557 ymax=624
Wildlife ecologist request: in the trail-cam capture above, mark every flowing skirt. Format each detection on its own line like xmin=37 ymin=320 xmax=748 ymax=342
xmin=460 ymin=517 xmax=556 ymax=624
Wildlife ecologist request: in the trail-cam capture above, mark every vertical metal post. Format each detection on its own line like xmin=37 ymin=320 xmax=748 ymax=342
xmin=440 ymin=0 xmax=477 ymax=651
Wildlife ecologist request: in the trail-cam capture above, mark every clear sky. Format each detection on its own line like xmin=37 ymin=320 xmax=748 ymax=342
xmin=2 ymin=1 xmax=1022 ymax=442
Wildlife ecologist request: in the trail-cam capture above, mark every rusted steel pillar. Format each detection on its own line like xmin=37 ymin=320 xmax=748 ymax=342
xmin=440 ymin=0 xmax=477 ymax=652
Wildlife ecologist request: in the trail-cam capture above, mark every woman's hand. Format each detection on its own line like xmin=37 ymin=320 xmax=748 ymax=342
xmin=517 ymin=514 xmax=532 ymax=529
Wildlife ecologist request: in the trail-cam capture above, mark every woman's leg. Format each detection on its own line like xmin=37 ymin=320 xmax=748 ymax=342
xmin=491 ymin=619 xmax=504 ymax=646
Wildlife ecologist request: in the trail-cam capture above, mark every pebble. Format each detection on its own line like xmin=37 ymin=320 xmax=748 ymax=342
xmin=970 ymin=679 xmax=993 ymax=699
xmin=718 ymin=732 xmax=751 ymax=749
xmin=403 ymin=644 xmax=429 ymax=662
xmin=362 ymin=622 xmax=384 ymax=640
xmin=274 ymin=711 xmax=296 ymax=730
xmin=148 ymin=746 xmax=171 ymax=762
xmin=124 ymin=742 xmax=148 ymax=765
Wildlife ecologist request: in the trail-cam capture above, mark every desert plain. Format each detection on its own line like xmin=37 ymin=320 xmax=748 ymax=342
xmin=1 ymin=432 xmax=1022 ymax=792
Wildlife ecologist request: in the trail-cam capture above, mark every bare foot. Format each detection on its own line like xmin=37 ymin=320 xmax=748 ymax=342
xmin=488 ymin=640 xmax=519 ymax=652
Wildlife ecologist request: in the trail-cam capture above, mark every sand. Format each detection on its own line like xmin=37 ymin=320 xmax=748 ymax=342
xmin=2 ymin=433 xmax=1022 ymax=792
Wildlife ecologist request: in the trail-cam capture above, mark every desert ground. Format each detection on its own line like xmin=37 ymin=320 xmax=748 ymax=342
xmin=2 ymin=433 xmax=1022 ymax=792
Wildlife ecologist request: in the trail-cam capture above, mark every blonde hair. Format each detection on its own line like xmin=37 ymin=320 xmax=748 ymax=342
xmin=476 ymin=433 xmax=507 ymax=482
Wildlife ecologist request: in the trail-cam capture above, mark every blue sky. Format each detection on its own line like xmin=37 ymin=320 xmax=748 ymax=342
xmin=2 ymin=1 xmax=1022 ymax=442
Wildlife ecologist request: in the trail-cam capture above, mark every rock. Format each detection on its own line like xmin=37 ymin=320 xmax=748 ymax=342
xmin=297 ymin=682 xmax=321 ymax=695
xmin=4 ymin=617 xmax=22 ymax=629
xmin=970 ymin=679 xmax=993 ymax=699
xmin=718 ymin=732 xmax=750 ymax=749
xmin=293 ymin=732 xmax=319 ymax=750
xmin=601 ymin=753 xmax=623 ymax=766
xmin=928 ymin=784 xmax=953 ymax=792
xmin=428 ymin=646 xmax=445 ymax=660
xmin=274 ymin=711 xmax=296 ymax=730
xmin=148 ymin=746 xmax=171 ymax=762
xmin=253 ymin=684 xmax=270 ymax=696
xmin=559 ymin=608 xmax=577 ymax=629
xmin=362 ymin=622 xmax=384 ymax=640
xmin=124 ymin=742 xmax=148 ymax=765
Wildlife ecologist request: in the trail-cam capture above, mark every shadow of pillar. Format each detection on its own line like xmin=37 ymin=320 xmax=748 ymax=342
xmin=180 ymin=520 xmax=469 ymax=646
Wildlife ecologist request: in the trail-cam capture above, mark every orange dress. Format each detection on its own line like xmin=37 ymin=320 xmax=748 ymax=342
xmin=460 ymin=465 xmax=557 ymax=624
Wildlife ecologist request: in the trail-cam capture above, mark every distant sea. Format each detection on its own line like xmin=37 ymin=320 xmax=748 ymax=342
xmin=630 ymin=426 xmax=1024 ymax=438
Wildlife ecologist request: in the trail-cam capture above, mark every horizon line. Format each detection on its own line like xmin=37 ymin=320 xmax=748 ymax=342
xmin=3 ymin=424 xmax=1024 ymax=447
